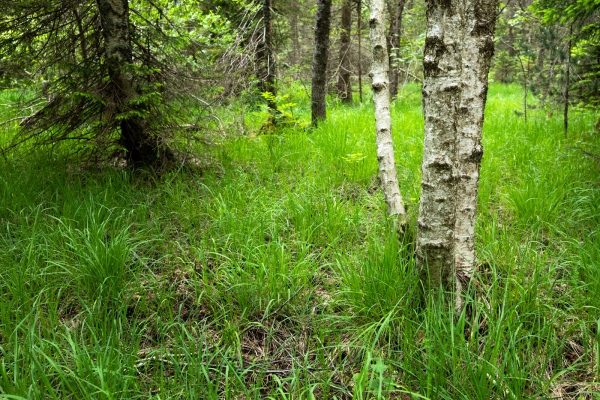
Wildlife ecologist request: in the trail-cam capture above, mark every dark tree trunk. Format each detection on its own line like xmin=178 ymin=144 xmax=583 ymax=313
xmin=96 ymin=0 xmax=171 ymax=167
xmin=290 ymin=1 xmax=300 ymax=70
xmin=337 ymin=0 xmax=353 ymax=103
xmin=564 ymin=25 xmax=573 ymax=137
xmin=388 ymin=0 xmax=406 ymax=99
xmin=356 ymin=0 xmax=364 ymax=103
xmin=311 ymin=0 xmax=333 ymax=125
xmin=73 ymin=7 xmax=88 ymax=62
xmin=257 ymin=0 xmax=277 ymax=112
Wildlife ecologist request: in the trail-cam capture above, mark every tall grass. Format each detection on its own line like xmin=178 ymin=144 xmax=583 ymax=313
xmin=0 ymin=83 xmax=598 ymax=398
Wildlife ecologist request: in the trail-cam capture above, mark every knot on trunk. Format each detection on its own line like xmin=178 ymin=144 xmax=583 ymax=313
xmin=372 ymin=81 xmax=387 ymax=92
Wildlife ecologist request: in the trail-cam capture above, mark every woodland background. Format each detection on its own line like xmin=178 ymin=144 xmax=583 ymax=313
xmin=0 ymin=0 xmax=599 ymax=398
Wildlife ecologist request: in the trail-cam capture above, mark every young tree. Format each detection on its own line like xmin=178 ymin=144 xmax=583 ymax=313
xmin=534 ymin=0 xmax=600 ymax=133
xmin=417 ymin=0 xmax=499 ymax=297
xmin=96 ymin=0 xmax=172 ymax=167
xmin=311 ymin=0 xmax=333 ymax=124
xmin=356 ymin=0 xmax=364 ymax=103
xmin=257 ymin=0 xmax=277 ymax=114
xmin=387 ymin=0 xmax=407 ymax=99
xmin=337 ymin=0 xmax=354 ymax=103
xmin=369 ymin=0 xmax=408 ymax=229
xmin=1 ymin=0 xmax=235 ymax=167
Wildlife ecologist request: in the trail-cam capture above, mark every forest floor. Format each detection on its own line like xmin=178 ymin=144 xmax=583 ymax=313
xmin=0 ymin=83 xmax=599 ymax=399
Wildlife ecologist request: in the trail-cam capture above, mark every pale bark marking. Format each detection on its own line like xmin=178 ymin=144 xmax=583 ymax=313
xmin=454 ymin=0 xmax=498 ymax=283
xmin=369 ymin=0 xmax=407 ymax=228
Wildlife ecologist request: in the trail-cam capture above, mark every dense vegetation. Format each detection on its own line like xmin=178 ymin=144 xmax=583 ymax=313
xmin=1 ymin=83 xmax=599 ymax=398
xmin=1 ymin=0 xmax=600 ymax=398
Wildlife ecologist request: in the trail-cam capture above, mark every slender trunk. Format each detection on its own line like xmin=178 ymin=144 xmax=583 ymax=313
xmin=337 ymin=0 xmax=353 ymax=103
xmin=416 ymin=0 xmax=499 ymax=295
xmin=388 ymin=0 xmax=406 ymax=99
xmin=515 ymin=50 xmax=528 ymax=122
xmin=537 ymin=46 xmax=545 ymax=71
xmin=311 ymin=0 xmax=333 ymax=125
xmin=564 ymin=25 xmax=573 ymax=138
xmin=507 ymin=25 xmax=516 ymax=56
xmin=258 ymin=0 xmax=277 ymax=113
xmin=96 ymin=0 xmax=170 ymax=167
xmin=453 ymin=0 xmax=499 ymax=290
xmin=357 ymin=0 xmax=363 ymax=103
xmin=290 ymin=2 xmax=300 ymax=69
xmin=73 ymin=7 xmax=88 ymax=62
xmin=369 ymin=0 xmax=407 ymax=228
xmin=524 ymin=59 xmax=529 ymax=123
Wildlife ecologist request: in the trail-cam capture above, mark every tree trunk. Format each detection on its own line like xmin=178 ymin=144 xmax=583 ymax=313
xmin=73 ymin=7 xmax=88 ymax=63
xmin=564 ymin=25 xmax=573 ymax=138
xmin=369 ymin=0 xmax=407 ymax=229
xmin=453 ymin=0 xmax=499 ymax=291
xmin=416 ymin=0 xmax=499 ymax=295
xmin=311 ymin=0 xmax=333 ymax=125
xmin=357 ymin=0 xmax=364 ymax=103
xmin=388 ymin=0 xmax=406 ymax=99
xmin=337 ymin=0 xmax=353 ymax=103
xmin=96 ymin=0 xmax=171 ymax=167
xmin=257 ymin=0 xmax=277 ymax=113
xmin=290 ymin=1 xmax=300 ymax=69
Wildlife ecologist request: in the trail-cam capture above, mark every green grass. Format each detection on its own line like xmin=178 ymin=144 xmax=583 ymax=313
xmin=0 ymin=83 xmax=599 ymax=399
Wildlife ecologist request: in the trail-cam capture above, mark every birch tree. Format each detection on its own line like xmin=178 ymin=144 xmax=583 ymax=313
xmin=416 ymin=0 xmax=499 ymax=295
xmin=369 ymin=0 xmax=408 ymax=229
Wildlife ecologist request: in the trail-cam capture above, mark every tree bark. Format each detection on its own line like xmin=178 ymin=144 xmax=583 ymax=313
xmin=388 ymin=0 xmax=406 ymax=99
xmin=369 ymin=0 xmax=407 ymax=229
xmin=290 ymin=1 xmax=300 ymax=69
xmin=311 ymin=0 xmax=333 ymax=125
xmin=96 ymin=0 xmax=171 ymax=167
xmin=337 ymin=0 xmax=353 ymax=103
xmin=416 ymin=0 xmax=499 ymax=295
xmin=564 ymin=25 xmax=573 ymax=138
xmin=257 ymin=0 xmax=277 ymax=113
xmin=357 ymin=0 xmax=364 ymax=103
xmin=453 ymin=0 xmax=499 ymax=290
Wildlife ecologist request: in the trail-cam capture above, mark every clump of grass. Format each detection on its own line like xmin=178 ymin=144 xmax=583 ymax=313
xmin=0 ymin=83 xmax=599 ymax=398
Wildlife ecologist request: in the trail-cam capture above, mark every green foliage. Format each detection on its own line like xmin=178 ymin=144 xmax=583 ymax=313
xmin=254 ymin=91 xmax=309 ymax=130
xmin=0 ymin=0 xmax=243 ymax=161
xmin=0 ymin=84 xmax=599 ymax=398
xmin=532 ymin=0 xmax=600 ymax=106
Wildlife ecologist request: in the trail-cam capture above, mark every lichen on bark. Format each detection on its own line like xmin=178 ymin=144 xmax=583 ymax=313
xmin=369 ymin=0 xmax=407 ymax=229
xmin=417 ymin=0 xmax=499 ymax=299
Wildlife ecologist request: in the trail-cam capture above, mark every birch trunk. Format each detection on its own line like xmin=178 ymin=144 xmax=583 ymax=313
xmin=311 ymin=0 xmax=333 ymax=125
xmin=369 ymin=0 xmax=407 ymax=228
xmin=417 ymin=0 xmax=463 ymax=290
xmin=454 ymin=0 xmax=499 ymax=288
xmin=416 ymin=0 xmax=498 ymax=293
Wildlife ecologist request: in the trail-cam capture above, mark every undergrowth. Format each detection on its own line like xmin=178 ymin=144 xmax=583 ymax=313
xmin=0 ymin=84 xmax=599 ymax=399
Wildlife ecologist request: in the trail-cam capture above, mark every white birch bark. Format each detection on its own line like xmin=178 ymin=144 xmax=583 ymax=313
xmin=454 ymin=0 xmax=499 ymax=286
xmin=416 ymin=0 xmax=464 ymax=290
xmin=369 ymin=0 xmax=407 ymax=228
xmin=417 ymin=0 xmax=499 ymax=295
